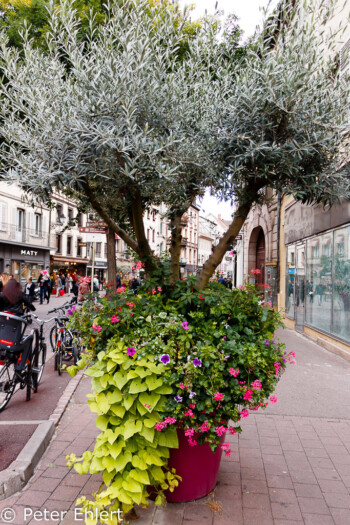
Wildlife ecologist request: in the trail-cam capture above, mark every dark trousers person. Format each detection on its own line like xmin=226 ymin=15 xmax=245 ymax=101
xmin=40 ymin=285 xmax=49 ymax=304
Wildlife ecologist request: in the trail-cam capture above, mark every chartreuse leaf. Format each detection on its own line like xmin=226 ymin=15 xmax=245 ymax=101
xmin=96 ymin=393 xmax=110 ymax=414
xmin=109 ymin=389 xmax=122 ymax=404
xmin=129 ymin=378 xmax=148 ymax=393
xmin=129 ymin=468 xmax=150 ymax=485
xmin=139 ymin=392 xmax=160 ymax=411
xmin=158 ymin=427 xmax=179 ymax=449
xmin=111 ymin=451 xmax=132 ymax=472
xmin=96 ymin=415 xmax=109 ymax=431
xmin=154 ymin=385 xmax=173 ymax=395
xmin=139 ymin=425 xmax=154 ymax=443
xmin=124 ymin=420 xmax=142 ymax=440
xmin=110 ymin=404 xmax=126 ymax=418
xmin=114 ymin=372 xmax=129 ymax=390
xmin=109 ymin=440 xmax=125 ymax=460
xmin=122 ymin=478 xmax=142 ymax=493
xmin=132 ymin=455 xmax=147 ymax=470
xmin=145 ymin=375 xmax=163 ymax=391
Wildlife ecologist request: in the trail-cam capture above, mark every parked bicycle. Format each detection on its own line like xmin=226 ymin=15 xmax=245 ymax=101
xmin=48 ymin=301 xmax=83 ymax=375
xmin=0 ymin=312 xmax=40 ymax=412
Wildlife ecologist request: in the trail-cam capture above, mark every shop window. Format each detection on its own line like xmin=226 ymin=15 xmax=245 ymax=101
xmin=305 ymin=232 xmax=332 ymax=334
xmin=67 ymin=236 xmax=72 ymax=255
xmin=34 ymin=214 xmax=41 ymax=236
xmin=95 ymin=243 xmax=102 ymax=257
xmin=332 ymin=226 xmax=350 ymax=342
xmin=56 ymin=234 xmax=62 ymax=253
xmin=285 ymin=245 xmax=296 ymax=319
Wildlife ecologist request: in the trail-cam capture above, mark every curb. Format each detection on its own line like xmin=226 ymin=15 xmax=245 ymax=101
xmin=0 ymin=370 xmax=84 ymax=501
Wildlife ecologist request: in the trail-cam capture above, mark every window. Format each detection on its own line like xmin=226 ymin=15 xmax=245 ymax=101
xmin=56 ymin=234 xmax=62 ymax=253
xmin=95 ymin=243 xmax=102 ymax=257
xmin=34 ymin=214 xmax=41 ymax=236
xmin=0 ymin=202 xmax=7 ymax=231
xmin=68 ymin=208 xmax=73 ymax=223
xmin=104 ymin=243 xmax=107 ymax=257
xmin=67 ymin=236 xmax=72 ymax=255
xmin=87 ymin=242 xmax=91 ymax=257
xmin=77 ymin=238 xmax=82 ymax=257
xmin=152 ymin=229 xmax=155 ymax=243
xmin=147 ymin=229 xmax=150 ymax=241
xmin=77 ymin=213 xmax=83 ymax=227
xmin=285 ymin=244 xmax=296 ymax=318
xmin=56 ymin=204 xmax=63 ymax=222
xmin=17 ymin=209 xmax=24 ymax=231
xmin=159 ymin=242 xmax=163 ymax=254
xmin=160 ymin=222 xmax=163 ymax=234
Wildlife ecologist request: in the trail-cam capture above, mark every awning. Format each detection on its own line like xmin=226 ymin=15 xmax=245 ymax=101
xmin=50 ymin=256 xmax=88 ymax=265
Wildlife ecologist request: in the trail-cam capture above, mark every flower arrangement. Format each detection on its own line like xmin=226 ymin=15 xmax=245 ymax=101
xmin=66 ymin=278 xmax=295 ymax=522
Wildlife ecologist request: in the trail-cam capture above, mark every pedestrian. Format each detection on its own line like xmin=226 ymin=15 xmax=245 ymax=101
xmin=93 ymin=274 xmax=99 ymax=292
xmin=218 ymin=275 xmax=227 ymax=287
xmin=0 ymin=278 xmax=35 ymax=314
xmin=66 ymin=272 xmax=73 ymax=293
xmin=60 ymin=272 xmax=66 ymax=290
xmin=38 ymin=270 xmax=50 ymax=304
xmin=24 ymin=277 xmax=35 ymax=298
xmin=130 ymin=277 xmax=140 ymax=294
xmin=0 ymin=272 xmax=11 ymax=292
xmin=78 ymin=277 xmax=90 ymax=301
xmin=116 ymin=274 xmax=121 ymax=288
xmin=55 ymin=274 xmax=62 ymax=297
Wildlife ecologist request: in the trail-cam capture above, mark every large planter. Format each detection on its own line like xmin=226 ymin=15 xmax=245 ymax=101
xmin=165 ymin=429 xmax=223 ymax=502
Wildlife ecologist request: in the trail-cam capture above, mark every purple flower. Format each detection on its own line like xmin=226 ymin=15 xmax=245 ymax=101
xmin=126 ymin=347 xmax=136 ymax=357
xmin=182 ymin=321 xmax=189 ymax=330
xmin=160 ymin=354 xmax=170 ymax=365
xmin=67 ymin=309 xmax=73 ymax=315
xmin=174 ymin=395 xmax=183 ymax=402
xmin=264 ymin=339 xmax=270 ymax=346
xmin=192 ymin=358 xmax=202 ymax=367
xmin=225 ymin=355 xmax=230 ymax=359
xmin=189 ymin=391 xmax=196 ymax=399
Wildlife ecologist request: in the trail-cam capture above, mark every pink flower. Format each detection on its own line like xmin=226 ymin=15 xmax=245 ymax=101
xmin=229 ymin=368 xmax=240 ymax=377
xmin=240 ymin=409 xmax=249 ymax=419
xmin=126 ymin=302 xmax=135 ymax=308
xmin=238 ymin=285 xmax=245 ymax=290
xmin=179 ymin=383 xmax=185 ymax=389
xmin=251 ymin=380 xmax=262 ymax=390
xmin=92 ymin=324 xmax=101 ymax=332
xmin=215 ymin=426 xmax=227 ymax=436
xmin=126 ymin=347 xmax=136 ymax=357
xmin=270 ymin=395 xmax=278 ymax=404
xmin=228 ymin=428 xmax=236 ymax=435
xmin=182 ymin=321 xmax=189 ymax=330
xmin=221 ymin=443 xmax=231 ymax=457
xmin=243 ymin=389 xmax=253 ymax=401
xmin=214 ymin=392 xmax=224 ymax=401
xmin=200 ymin=421 xmax=210 ymax=432
xmin=117 ymin=286 xmax=126 ymax=293
xmin=152 ymin=288 xmax=157 ymax=295
xmin=184 ymin=409 xmax=194 ymax=418
xmin=184 ymin=428 xmax=195 ymax=437
xmin=157 ymin=287 xmax=162 ymax=292
xmin=164 ymin=417 xmax=176 ymax=425
xmin=188 ymin=438 xmax=198 ymax=446
xmin=251 ymin=268 xmax=261 ymax=275
xmin=155 ymin=421 xmax=167 ymax=431
xmin=291 ymin=358 xmax=297 ymax=365
xmin=110 ymin=315 xmax=120 ymax=324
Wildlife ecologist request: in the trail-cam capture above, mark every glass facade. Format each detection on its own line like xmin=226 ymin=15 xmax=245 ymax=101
xmin=286 ymin=225 xmax=350 ymax=343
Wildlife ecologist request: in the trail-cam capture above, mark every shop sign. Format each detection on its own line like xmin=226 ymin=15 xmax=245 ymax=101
xmin=21 ymin=249 xmax=38 ymax=256
xmin=86 ymin=221 xmax=107 ymax=228
xmin=79 ymin=227 xmax=108 ymax=233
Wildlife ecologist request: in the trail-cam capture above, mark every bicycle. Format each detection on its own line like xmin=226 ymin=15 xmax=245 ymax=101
xmin=30 ymin=313 xmax=58 ymax=384
xmin=49 ymin=301 xmax=83 ymax=375
xmin=0 ymin=312 xmax=38 ymax=412
xmin=48 ymin=301 xmax=75 ymax=351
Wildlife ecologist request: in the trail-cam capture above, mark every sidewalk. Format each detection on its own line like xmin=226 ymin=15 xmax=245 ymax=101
xmin=0 ymin=328 xmax=349 ymax=525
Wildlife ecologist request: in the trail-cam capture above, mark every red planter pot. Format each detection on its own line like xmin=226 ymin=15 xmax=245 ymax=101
xmin=165 ymin=430 xmax=223 ymax=502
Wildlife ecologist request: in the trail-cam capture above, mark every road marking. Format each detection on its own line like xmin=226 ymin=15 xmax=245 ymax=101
xmin=0 ymin=420 xmax=46 ymax=425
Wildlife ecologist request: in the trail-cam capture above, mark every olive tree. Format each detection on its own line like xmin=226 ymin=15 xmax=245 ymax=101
xmin=0 ymin=0 xmax=348 ymax=287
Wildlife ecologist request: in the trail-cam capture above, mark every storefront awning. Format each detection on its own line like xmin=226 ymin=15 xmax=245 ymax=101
xmin=51 ymin=256 xmax=88 ymax=265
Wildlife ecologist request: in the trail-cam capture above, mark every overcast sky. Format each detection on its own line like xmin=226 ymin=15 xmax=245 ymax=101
xmin=177 ymin=0 xmax=279 ymax=218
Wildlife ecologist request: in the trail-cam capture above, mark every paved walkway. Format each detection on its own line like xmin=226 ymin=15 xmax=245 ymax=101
xmin=0 ymin=328 xmax=350 ymax=525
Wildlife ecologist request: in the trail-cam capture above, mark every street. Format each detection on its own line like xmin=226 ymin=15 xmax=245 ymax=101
xmin=0 ymin=294 xmax=75 ymax=471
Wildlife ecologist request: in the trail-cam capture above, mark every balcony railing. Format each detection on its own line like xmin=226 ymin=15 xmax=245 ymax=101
xmin=0 ymin=224 xmax=51 ymax=248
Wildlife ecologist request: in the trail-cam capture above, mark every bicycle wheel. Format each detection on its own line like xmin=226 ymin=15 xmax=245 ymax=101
xmin=26 ymin=358 xmax=32 ymax=402
xmin=36 ymin=341 xmax=46 ymax=384
xmin=55 ymin=347 xmax=63 ymax=376
xmin=49 ymin=325 xmax=58 ymax=352
xmin=0 ymin=361 xmax=16 ymax=412
xmin=72 ymin=343 xmax=82 ymax=365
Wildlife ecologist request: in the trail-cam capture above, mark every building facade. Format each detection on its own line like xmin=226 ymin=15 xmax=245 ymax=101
xmin=0 ymin=182 xmax=51 ymax=283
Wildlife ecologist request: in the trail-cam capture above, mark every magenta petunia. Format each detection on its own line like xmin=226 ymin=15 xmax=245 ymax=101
xmin=126 ymin=347 xmax=136 ymax=357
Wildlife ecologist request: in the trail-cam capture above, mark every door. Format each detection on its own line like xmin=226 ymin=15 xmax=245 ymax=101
xmin=256 ymin=229 xmax=265 ymax=288
xmin=295 ymin=243 xmax=306 ymax=331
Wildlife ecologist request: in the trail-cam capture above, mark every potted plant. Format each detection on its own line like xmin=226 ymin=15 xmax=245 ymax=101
xmin=66 ymin=273 xmax=295 ymax=522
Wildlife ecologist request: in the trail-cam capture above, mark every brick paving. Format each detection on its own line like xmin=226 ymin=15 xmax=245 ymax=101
xmin=0 ymin=329 xmax=350 ymax=525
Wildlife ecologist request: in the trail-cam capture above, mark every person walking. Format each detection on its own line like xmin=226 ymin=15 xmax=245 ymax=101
xmin=55 ymin=274 xmax=62 ymax=297
xmin=24 ymin=277 xmax=35 ymax=299
xmin=66 ymin=272 xmax=73 ymax=293
xmin=38 ymin=270 xmax=50 ymax=304
xmin=93 ymin=274 xmax=99 ymax=292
